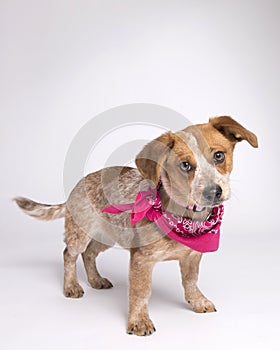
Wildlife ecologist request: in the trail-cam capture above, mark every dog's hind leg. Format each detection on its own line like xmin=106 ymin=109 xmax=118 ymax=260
xmin=63 ymin=247 xmax=88 ymax=298
xmin=63 ymin=210 xmax=92 ymax=298
xmin=82 ymin=240 xmax=113 ymax=289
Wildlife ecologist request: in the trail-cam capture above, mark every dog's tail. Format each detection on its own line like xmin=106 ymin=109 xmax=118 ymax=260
xmin=13 ymin=197 xmax=66 ymax=221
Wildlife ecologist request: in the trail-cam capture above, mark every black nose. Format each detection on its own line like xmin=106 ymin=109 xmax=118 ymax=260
xmin=203 ymin=184 xmax=223 ymax=203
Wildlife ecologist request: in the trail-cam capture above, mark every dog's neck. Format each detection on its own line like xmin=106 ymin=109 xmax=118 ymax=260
xmin=158 ymin=184 xmax=212 ymax=222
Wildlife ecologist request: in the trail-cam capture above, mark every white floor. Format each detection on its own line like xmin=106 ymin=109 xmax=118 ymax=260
xmin=1 ymin=213 xmax=279 ymax=350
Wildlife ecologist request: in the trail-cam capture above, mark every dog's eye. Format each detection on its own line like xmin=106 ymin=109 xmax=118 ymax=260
xmin=213 ymin=151 xmax=225 ymax=164
xmin=179 ymin=162 xmax=193 ymax=173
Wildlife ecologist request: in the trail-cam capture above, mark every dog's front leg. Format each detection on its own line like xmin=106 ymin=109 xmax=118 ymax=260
xmin=127 ymin=249 xmax=156 ymax=336
xmin=179 ymin=251 xmax=216 ymax=313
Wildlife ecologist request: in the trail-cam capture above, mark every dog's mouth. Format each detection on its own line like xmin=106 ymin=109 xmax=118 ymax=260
xmin=186 ymin=204 xmax=222 ymax=213
xmin=186 ymin=204 xmax=206 ymax=212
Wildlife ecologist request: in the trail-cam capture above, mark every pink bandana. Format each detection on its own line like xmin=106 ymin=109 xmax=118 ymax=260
xmin=102 ymin=186 xmax=224 ymax=253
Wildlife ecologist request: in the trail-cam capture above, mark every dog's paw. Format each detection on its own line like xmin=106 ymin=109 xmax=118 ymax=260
xmin=127 ymin=318 xmax=156 ymax=336
xmin=188 ymin=297 xmax=216 ymax=313
xmin=64 ymin=283 xmax=84 ymax=298
xmin=89 ymin=277 xmax=113 ymax=289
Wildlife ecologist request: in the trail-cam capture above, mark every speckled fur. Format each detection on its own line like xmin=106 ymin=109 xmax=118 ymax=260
xmin=14 ymin=116 xmax=258 ymax=336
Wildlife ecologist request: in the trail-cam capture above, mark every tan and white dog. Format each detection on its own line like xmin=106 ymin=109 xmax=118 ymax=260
xmin=15 ymin=116 xmax=258 ymax=336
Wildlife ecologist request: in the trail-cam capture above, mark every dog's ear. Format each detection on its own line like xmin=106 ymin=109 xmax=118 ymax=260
xmin=135 ymin=132 xmax=175 ymax=185
xmin=210 ymin=116 xmax=258 ymax=148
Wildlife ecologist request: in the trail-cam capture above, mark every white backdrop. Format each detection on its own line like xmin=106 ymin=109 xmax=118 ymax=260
xmin=1 ymin=1 xmax=279 ymax=349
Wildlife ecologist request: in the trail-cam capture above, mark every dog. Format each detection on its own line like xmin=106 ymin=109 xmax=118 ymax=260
xmin=14 ymin=116 xmax=258 ymax=336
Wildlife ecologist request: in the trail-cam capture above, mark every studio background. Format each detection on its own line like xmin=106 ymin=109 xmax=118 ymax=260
xmin=1 ymin=1 xmax=279 ymax=349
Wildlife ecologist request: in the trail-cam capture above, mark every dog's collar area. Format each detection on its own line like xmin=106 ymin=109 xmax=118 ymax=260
xmin=102 ymin=183 xmax=224 ymax=253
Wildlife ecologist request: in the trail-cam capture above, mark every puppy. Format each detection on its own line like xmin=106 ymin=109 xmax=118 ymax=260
xmin=15 ymin=116 xmax=258 ymax=336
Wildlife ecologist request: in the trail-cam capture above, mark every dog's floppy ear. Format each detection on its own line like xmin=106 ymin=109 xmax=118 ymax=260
xmin=135 ymin=132 xmax=175 ymax=185
xmin=210 ymin=116 xmax=258 ymax=148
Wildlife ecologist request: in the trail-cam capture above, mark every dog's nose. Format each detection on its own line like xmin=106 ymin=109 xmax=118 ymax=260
xmin=203 ymin=184 xmax=223 ymax=203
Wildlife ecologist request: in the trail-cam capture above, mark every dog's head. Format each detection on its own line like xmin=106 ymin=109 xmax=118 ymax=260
xmin=135 ymin=116 xmax=258 ymax=214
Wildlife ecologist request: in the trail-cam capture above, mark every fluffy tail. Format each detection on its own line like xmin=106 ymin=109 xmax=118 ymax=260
xmin=14 ymin=197 xmax=66 ymax=221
